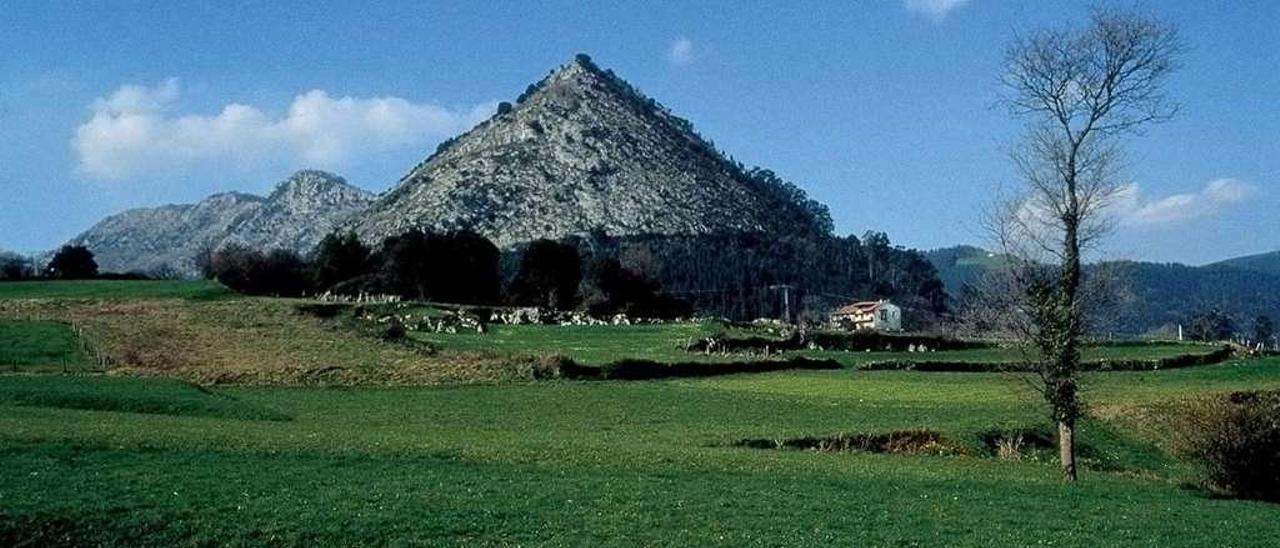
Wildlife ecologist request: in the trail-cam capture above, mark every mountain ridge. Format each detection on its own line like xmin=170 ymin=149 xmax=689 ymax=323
xmin=67 ymin=170 xmax=373 ymax=275
xmin=925 ymin=244 xmax=1280 ymax=334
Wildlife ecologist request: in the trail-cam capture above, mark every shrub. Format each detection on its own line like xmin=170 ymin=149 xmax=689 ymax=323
xmin=0 ymin=251 xmax=34 ymax=280
xmin=511 ymin=239 xmax=581 ymax=310
xmin=567 ymin=357 xmax=841 ymax=381
xmin=381 ymin=320 xmax=407 ymax=342
xmin=210 ymin=244 xmax=312 ymax=297
xmin=379 ymin=229 xmax=501 ymax=304
xmin=312 ymin=232 xmax=373 ymax=292
xmin=1184 ymin=391 xmax=1280 ymax=502
xmin=45 ymin=245 xmax=98 ymax=279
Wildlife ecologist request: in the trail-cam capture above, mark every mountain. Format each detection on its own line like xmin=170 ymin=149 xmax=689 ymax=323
xmin=1207 ymin=250 xmax=1280 ymax=277
xmin=922 ymin=245 xmax=1009 ymax=296
xmin=68 ymin=170 xmax=373 ymax=275
xmin=925 ymin=245 xmax=1280 ymax=334
xmin=350 ymin=54 xmax=831 ymax=246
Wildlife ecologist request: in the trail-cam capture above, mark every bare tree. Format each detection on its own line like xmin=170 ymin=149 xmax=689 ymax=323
xmin=991 ymin=8 xmax=1180 ymax=481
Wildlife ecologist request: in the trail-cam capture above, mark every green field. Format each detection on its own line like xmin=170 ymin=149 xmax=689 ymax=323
xmin=0 ymin=279 xmax=230 ymax=300
xmin=411 ymin=321 xmax=1214 ymax=369
xmin=1 ymin=280 xmax=1277 ymax=545
xmin=4 ymin=362 xmax=1280 ymax=545
xmin=410 ymin=322 xmax=721 ymax=364
xmin=0 ymin=320 xmax=91 ymax=372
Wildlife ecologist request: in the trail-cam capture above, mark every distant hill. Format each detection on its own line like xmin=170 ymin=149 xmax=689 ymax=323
xmin=926 ymin=245 xmax=1280 ymax=334
xmin=68 ymin=170 xmax=373 ymax=275
xmin=922 ymin=245 xmax=1009 ymax=297
xmin=1207 ymin=251 xmax=1280 ymax=277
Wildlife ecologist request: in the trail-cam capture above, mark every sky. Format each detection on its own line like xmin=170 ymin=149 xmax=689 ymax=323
xmin=1 ymin=0 xmax=1276 ymax=264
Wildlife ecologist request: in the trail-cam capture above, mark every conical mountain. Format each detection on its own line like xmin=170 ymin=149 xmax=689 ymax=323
xmin=351 ymin=54 xmax=830 ymax=246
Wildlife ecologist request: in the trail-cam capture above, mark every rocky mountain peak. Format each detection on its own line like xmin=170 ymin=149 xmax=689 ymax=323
xmin=351 ymin=54 xmax=830 ymax=246
xmin=67 ymin=169 xmax=375 ymax=276
xmin=267 ymin=170 xmax=372 ymax=214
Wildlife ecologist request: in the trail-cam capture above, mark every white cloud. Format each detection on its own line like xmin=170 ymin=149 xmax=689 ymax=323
xmin=904 ymin=0 xmax=971 ymax=20
xmin=668 ymin=37 xmax=695 ymax=66
xmin=73 ymin=79 xmax=495 ymax=180
xmin=1115 ymin=178 xmax=1255 ymax=227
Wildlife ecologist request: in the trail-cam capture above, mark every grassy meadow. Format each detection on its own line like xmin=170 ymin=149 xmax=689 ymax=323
xmin=0 ymin=320 xmax=91 ymax=372
xmin=1 ymin=280 xmax=1278 ymax=545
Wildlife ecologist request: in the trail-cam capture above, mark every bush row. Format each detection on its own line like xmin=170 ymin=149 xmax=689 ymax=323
xmin=689 ymin=330 xmax=991 ymax=354
xmin=860 ymin=346 xmax=1234 ymax=372
xmin=561 ymin=357 xmax=841 ymax=380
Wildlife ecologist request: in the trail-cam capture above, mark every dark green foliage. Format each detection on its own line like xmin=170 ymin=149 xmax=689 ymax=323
xmin=1255 ymin=316 xmax=1274 ymax=347
xmin=511 ymin=239 xmax=581 ymax=309
xmin=381 ymin=320 xmax=407 ymax=341
xmin=210 ymin=244 xmax=311 ymax=297
xmin=743 ymin=167 xmax=834 ymax=235
xmin=584 ymin=257 xmax=691 ymax=319
xmin=575 ymin=232 xmax=947 ymax=322
xmin=0 ymin=251 xmax=34 ymax=280
xmin=496 ymin=101 xmax=513 ymax=115
xmin=932 ymin=249 xmax=1280 ymax=336
xmin=1025 ymin=269 xmax=1083 ymax=426
xmin=687 ymin=329 xmax=987 ymax=354
xmin=379 ymin=229 xmax=501 ymax=304
xmin=1188 ymin=309 xmax=1236 ymax=342
xmin=1107 ymin=261 xmax=1280 ymax=335
xmin=861 ymin=346 xmax=1232 ymax=372
xmin=45 ymin=245 xmax=98 ymax=279
xmin=734 ymin=430 xmax=957 ymax=455
xmin=562 ymin=356 xmax=840 ymax=380
xmin=312 ymin=232 xmax=373 ymax=292
xmin=1185 ymin=391 xmax=1280 ymax=501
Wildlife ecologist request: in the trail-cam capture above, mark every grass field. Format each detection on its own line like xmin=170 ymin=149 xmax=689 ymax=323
xmin=410 ymin=321 xmax=1214 ymax=369
xmin=3 ymin=361 xmax=1280 ymax=545
xmin=2 ymin=280 xmax=1277 ymax=544
xmin=410 ymin=322 xmax=721 ymax=364
xmin=0 ymin=320 xmax=91 ymax=372
xmin=0 ymin=279 xmax=230 ymax=300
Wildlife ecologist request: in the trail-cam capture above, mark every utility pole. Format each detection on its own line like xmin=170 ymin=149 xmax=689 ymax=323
xmin=768 ymin=284 xmax=794 ymax=324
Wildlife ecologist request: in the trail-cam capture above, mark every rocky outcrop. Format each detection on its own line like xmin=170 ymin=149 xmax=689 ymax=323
xmin=68 ymin=170 xmax=373 ymax=275
xmin=349 ymin=54 xmax=828 ymax=246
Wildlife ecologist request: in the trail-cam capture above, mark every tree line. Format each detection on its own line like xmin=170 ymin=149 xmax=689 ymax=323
xmin=4 ymin=227 xmax=951 ymax=324
xmin=0 ymin=245 xmax=108 ymax=281
xmin=201 ymin=229 xmax=693 ymax=319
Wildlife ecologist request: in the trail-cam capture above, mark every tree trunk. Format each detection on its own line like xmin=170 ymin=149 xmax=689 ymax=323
xmin=1058 ymin=419 xmax=1078 ymax=482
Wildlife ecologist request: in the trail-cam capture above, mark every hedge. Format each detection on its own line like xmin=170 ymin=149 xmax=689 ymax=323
xmin=562 ymin=357 xmax=842 ymax=380
xmin=861 ymin=346 xmax=1234 ymax=373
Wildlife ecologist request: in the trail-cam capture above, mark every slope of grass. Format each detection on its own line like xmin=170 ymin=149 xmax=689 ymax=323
xmin=3 ymin=360 xmax=1280 ymax=544
xmin=0 ymin=376 xmax=290 ymax=421
xmin=0 ymin=297 xmax=535 ymax=385
xmin=0 ymin=279 xmax=230 ymax=300
xmin=0 ymin=321 xmax=90 ymax=372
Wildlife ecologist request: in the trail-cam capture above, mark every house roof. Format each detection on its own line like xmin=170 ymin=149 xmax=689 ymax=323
xmin=833 ymin=301 xmax=886 ymax=316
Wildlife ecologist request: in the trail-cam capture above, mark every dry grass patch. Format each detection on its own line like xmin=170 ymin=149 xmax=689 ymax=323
xmin=0 ymin=298 xmax=534 ymax=386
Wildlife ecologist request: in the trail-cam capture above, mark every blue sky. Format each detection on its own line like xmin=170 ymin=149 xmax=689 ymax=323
xmin=1 ymin=0 xmax=1276 ymax=264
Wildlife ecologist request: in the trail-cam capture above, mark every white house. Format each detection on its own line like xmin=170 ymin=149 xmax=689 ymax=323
xmin=831 ymin=300 xmax=902 ymax=332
